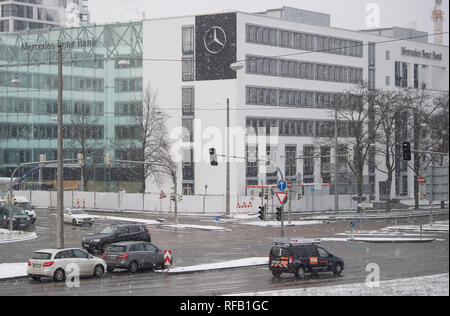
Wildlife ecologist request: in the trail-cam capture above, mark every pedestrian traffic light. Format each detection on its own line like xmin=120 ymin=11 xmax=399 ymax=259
xmin=258 ymin=205 xmax=265 ymax=220
xmin=209 ymin=148 xmax=218 ymax=166
xmin=402 ymin=142 xmax=412 ymax=161
xmin=276 ymin=207 xmax=282 ymax=221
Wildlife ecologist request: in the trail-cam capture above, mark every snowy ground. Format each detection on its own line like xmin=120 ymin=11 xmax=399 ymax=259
xmin=231 ymin=274 xmax=449 ymax=296
xmin=0 ymin=228 xmax=38 ymax=244
xmin=92 ymin=215 xmax=230 ymax=231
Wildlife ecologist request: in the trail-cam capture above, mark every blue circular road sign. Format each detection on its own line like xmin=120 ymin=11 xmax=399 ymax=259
xmin=277 ymin=180 xmax=287 ymax=191
xmin=349 ymin=221 xmax=356 ymax=228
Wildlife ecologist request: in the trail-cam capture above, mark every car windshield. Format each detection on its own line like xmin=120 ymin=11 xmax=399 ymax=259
xmin=17 ymin=202 xmax=31 ymax=210
xmin=32 ymin=252 xmax=52 ymax=260
xmin=71 ymin=209 xmax=85 ymax=215
xmin=100 ymin=226 xmax=118 ymax=234
xmin=10 ymin=206 xmax=26 ymax=215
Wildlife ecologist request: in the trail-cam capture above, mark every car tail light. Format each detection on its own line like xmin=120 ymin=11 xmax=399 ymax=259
xmin=289 ymin=256 xmax=293 ymax=264
xmin=118 ymin=254 xmax=129 ymax=259
xmin=43 ymin=261 xmax=54 ymax=267
xmin=102 ymin=253 xmax=107 ymax=259
xmin=27 ymin=260 xmax=31 ymax=266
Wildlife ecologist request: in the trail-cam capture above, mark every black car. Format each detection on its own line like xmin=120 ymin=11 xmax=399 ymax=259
xmin=82 ymin=224 xmax=151 ymax=254
xmin=269 ymin=238 xmax=344 ymax=279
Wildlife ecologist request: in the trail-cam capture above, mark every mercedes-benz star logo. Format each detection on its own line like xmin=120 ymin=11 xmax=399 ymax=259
xmin=204 ymin=26 xmax=227 ymax=54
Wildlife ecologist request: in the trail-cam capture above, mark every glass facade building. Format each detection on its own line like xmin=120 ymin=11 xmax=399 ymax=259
xmin=0 ymin=21 xmax=143 ymax=189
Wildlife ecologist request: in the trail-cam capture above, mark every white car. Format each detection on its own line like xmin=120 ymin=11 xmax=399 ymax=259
xmin=27 ymin=248 xmax=107 ymax=282
xmin=64 ymin=208 xmax=95 ymax=226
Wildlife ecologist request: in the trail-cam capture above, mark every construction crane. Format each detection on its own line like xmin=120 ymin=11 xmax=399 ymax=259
xmin=432 ymin=0 xmax=444 ymax=44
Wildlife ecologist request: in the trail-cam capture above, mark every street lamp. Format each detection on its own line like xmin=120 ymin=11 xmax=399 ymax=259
xmin=117 ymin=59 xmax=131 ymax=67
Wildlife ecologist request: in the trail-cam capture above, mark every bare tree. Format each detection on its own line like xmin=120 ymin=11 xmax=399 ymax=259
xmin=315 ymin=82 xmax=382 ymax=209
xmin=64 ymin=104 xmax=104 ymax=191
xmin=114 ymin=85 xmax=175 ymax=192
xmin=373 ymin=88 xmax=405 ymax=212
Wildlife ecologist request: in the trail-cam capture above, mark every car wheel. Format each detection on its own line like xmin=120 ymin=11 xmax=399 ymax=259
xmin=93 ymin=265 xmax=105 ymax=278
xmin=53 ymin=268 xmax=65 ymax=282
xmin=272 ymin=270 xmax=282 ymax=278
xmin=295 ymin=266 xmax=306 ymax=280
xmin=72 ymin=219 xmax=77 ymax=226
xmin=333 ymin=263 xmax=343 ymax=276
xmin=129 ymin=260 xmax=138 ymax=273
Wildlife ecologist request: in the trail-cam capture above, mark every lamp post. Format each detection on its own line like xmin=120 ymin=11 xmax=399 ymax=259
xmin=334 ymin=104 xmax=339 ymax=214
xmin=56 ymin=43 xmax=64 ymax=249
xmin=226 ymin=61 xmax=245 ymax=217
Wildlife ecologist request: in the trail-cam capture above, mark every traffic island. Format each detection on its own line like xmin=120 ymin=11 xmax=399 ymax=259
xmin=0 ymin=228 xmax=38 ymax=244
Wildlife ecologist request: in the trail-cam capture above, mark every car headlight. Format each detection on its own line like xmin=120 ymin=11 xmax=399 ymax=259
xmin=93 ymin=239 xmax=101 ymax=243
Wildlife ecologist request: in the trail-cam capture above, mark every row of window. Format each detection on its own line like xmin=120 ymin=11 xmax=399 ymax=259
xmin=246 ymin=24 xmax=364 ymax=58
xmin=246 ymin=55 xmax=363 ymax=84
xmin=246 ymin=117 xmax=355 ymax=138
xmin=0 ymin=123 xmax=105 ymax=140
xmin=0 ymin=97 xmax=143 ymax=117
xmin=0 ymin=71 xmax=105 ymax=92
xmin=246 ymin=86 xmax=358 ymax=109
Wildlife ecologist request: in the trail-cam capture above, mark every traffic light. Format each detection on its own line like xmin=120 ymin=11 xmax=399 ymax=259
xmin=258 ymin=205 xmax=265 ymax=220
xmin=402 ymin=142 xmax=412 ymax=161
xmin=276 ymin=207 xmax=282 ymax=221
xmin=209 ymin=148 xmax=218 ymax=166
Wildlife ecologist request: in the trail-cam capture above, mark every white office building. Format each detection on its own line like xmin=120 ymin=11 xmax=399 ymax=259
xmin=0 ymin=0 xmax=89 ymax=33
xmin=143 ymin=7 xmax=448 ymax=203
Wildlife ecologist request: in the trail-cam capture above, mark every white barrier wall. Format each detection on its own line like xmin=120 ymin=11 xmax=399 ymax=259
xmin=17 ymin=189 xmax=357 ymax=215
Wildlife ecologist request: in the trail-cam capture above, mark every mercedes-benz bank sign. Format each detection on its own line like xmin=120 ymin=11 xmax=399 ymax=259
xmin=21 ymin=38 xmax=98 ymax=51
xmin=401 ymin=46 xmax=443 ymax=61
xmin=195 ymin=13 xmax=237 ymax=81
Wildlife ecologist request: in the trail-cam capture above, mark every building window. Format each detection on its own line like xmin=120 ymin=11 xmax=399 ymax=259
xmin=303 ymin=145 xmax=315 ymax=183
xmin=182 ymin=57 xmax=194 ymax=81
xmin=285 ymin=145 xmax=297 ymax=180
xmin=386 ymin=76 xmax=390 ymax=86
xmin=414 ymin=64 xmax=419 ymax=89
xmin=182 ymin=26 xmax=194 ymax=55
xmin=182 ymin=87 xmax=194 ymax=116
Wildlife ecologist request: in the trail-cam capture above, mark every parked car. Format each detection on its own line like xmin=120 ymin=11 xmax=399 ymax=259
xmin=269 ymin=238 xmax=344 ymax=279
xmin=64 ymin=208 xmax=95 ymax=226
xmin=82 ymin=224 xmax=152 ymax=254
xmin=0 ymin=205 xmax=30 ymax=230
xmin=103 ymin=241 xmax=166 ymax=273
xmin=27 ymin=248 xmax=107 ymax=282
xmin=14 ymin=196 xmax=36 ymax=224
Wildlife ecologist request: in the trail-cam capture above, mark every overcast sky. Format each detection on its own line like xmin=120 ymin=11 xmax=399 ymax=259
xmin=88 ymin=0 xmax=449 ymax=45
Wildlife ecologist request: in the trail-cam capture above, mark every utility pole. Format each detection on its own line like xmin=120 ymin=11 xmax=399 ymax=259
xmin=334 ymin=105 xmax=340 ymax=214
xmin=56 ymin=43 xmax=64 ymax=249
xmin=226 ymin=98 xmax=231 ymax=217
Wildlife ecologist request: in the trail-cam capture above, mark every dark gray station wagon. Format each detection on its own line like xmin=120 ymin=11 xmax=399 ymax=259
xmin=103 ymin=241 xmax=166 ymax=273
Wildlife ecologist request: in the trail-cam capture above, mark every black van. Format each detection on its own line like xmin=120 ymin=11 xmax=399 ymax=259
xmin=269 ymin=239 xmax=344 ymax=279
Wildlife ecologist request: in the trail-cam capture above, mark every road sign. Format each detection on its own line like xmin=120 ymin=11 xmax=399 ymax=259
xmin=276 ymin=192 xmax=288 ymax=205
xmin=418 ymin=177 xmax=425 ymax=184
xmin=163 ymin=250 xmax=173 ymax=266
xmin=349 ymin=221 xmax=356 ymax=228
xmin=216 ymin=216 xmax=220 ymax=222
xmin=277 ymin=180 xmax=287 ymax=191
